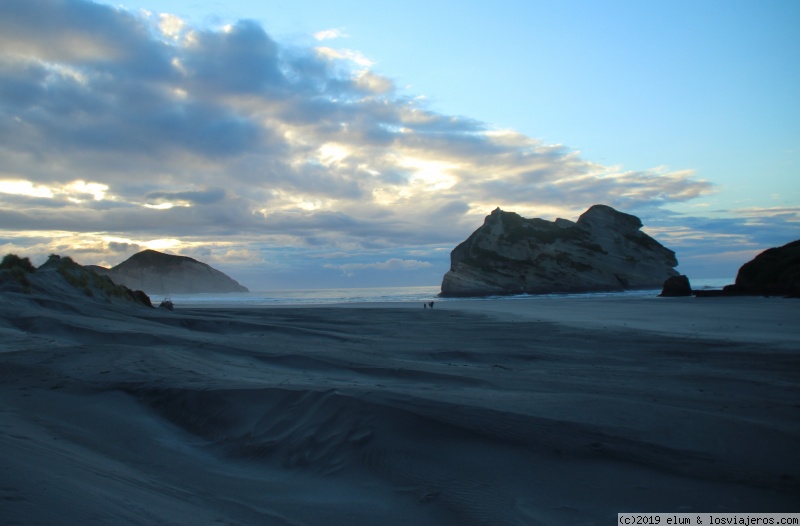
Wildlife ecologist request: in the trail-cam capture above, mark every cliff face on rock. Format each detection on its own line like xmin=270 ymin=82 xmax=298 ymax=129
xmin=440 ymin=205 xmax=679 ymax=297
xmin=92 ymin=250 xmax=248 ymax=295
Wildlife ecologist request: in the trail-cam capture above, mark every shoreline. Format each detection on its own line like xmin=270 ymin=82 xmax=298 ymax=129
xmin=179 ymin=294 xmax=800 ymax=347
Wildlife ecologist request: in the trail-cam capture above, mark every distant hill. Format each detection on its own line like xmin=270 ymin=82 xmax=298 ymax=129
xmin=92 ymin=250 xmax=248 ymax=295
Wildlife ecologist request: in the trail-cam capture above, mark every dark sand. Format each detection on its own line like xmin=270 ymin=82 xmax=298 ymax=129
xmin=1 ymin=293 xmax=798 ymax=525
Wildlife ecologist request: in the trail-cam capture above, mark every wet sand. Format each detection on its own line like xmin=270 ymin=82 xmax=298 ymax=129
xmin=1 ymin=293 xmax=798 ymax=525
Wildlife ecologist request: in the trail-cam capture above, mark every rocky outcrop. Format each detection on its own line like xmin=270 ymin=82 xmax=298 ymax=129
xmin=93 ymin=249 xmax=248 ymax=295
xmin=695 ymin=239 xmax=800 ymax=298
xmin=440 ymin=205 xmax=679 ymax=297
xmin=734 ymin=239 xmax=800 ymax=297
xmin=1 ymin=254 xmax=152 ymax=307
xmin=660 ymin=275 xmax=692 ymax=297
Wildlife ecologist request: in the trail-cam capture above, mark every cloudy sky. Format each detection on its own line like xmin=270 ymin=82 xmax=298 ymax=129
xmin=1 ymin=0 xmax=797 ymax=290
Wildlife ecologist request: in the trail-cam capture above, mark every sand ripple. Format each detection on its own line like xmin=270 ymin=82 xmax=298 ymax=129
xmin=1 ymin=296 xmax=799 ymax=525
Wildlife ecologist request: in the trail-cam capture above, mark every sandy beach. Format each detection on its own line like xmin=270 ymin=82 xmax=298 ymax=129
xmin=1 ymin=292 xmax=798 ymax=525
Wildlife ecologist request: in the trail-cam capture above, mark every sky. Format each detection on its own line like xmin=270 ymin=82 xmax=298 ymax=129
xmin=0 ymin=0 xmax=798 ymax=290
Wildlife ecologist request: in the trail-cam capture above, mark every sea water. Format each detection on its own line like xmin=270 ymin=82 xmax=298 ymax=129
xmin=149 ymin=278 xmax=733 ymax=307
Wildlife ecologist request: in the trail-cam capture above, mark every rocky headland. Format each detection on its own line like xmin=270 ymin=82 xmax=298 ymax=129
xmin=440 ymin=204 xmax=679 ymax=297
xmin=90 ymin=249 xmax=248 ymax=295
xmin=693 ymin=239 xmax=800 ymax=298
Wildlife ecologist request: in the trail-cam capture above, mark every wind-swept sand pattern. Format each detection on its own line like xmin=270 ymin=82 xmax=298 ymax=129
xmin=1 ymin=294 xmax=798 ymax=525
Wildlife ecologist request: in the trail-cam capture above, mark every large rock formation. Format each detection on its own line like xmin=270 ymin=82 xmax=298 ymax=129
xmin=660 ymin=275 xmax=693 ymax=297
xmin=440 ymin=205 xmax=679 ymax=297
xmin=91 ymin=249 xmax=248 ymax=295
xmin=695 ymin=239 xmax=800 ymax=298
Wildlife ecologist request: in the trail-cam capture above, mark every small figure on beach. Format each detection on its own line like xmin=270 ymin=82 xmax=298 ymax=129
xmin=423 ymin=303 xmax=427 ymax=309
xmin=428 ymin=301 xmax=435 ymax=309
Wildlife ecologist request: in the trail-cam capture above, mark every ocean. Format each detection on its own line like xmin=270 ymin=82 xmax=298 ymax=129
xmin=149 ymin=278 xmax=733 ymax=307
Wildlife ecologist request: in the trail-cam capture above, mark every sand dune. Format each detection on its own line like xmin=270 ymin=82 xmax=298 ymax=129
xmin=1 ymin=293 xmax=798 ymax=525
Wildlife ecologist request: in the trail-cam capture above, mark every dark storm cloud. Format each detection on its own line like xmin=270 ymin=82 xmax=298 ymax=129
xmin=0 ymin=66 xmax=265 ymax=162
xmin=0 ymin=0 xmax=172 ymax=77
xmin=0 ymin=60 xmax=48 ymax=107
xmin=140 ymin=104 xmax=263 ymax=157
xmin=146 ymin=187 xmax=227 ymax=205
xmin=107 ymin=241 xmax=140 ymax=253
xmin=181 ymin=20 xmax=285 ymax=95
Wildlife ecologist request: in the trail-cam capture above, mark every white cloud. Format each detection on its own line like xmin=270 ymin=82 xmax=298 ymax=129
xmin=317 ymin=143 xmax=351 ymax=166
xmin=0 ymin=179 xmax=54 ymax=198
xmin=313 ymin=28 xmax=348 ymax=41
xmin=733 ymin=206 xmax=800 ymax=221
xmin=158 ymin=13 xmax=185 ymax=39
xmin=0 ymin=179 xmax=109 ymax=202
xmin=314 ymin=46 xmax=374 ymax=67
xmin=354 ymin=70 xmax=393 ymax=94
xmin=66 ymin=181 xmax=109 ymax=202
